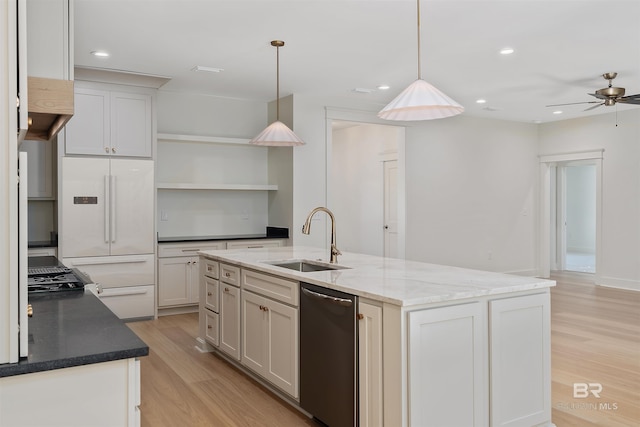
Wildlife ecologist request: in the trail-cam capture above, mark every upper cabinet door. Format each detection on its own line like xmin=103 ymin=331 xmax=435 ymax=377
xmin=110 ymin=92 xmax=152 ymax=158
xmin=65 ymin=86 xmax=153 ymax=158
xmin=65 ymin=87 xmax=110 ymax=156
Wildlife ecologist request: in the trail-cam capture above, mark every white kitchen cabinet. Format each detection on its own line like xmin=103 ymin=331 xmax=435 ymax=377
xmin=65 ymin=85 xmax=152 ymax=158
xmin=241 ymin=289 xmax=299 ymax=398
xmin=219 ymin=266 xmax=241 ymax=360
xmin=408 ymin=302 xmax=485 ymax=427
xmin=489 ymin=293 xmax=551 ymax=427
xmin=157 ymin=257 xmax=199 ymax=307
xmin=158 ymin=241 xmax=225 ymax=311
xmin=198 ymin=258 xmax=220 ymax=350
xmin=358 ymin=300 xmax=383 ymax=427
xmin=18 ymin=139 xmax=55 ymax=199
xmin=0 ymin=358 xmax=141 ymax=427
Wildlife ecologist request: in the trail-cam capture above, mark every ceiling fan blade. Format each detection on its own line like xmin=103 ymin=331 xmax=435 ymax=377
xmin=546 ymin=101 xmax=601 ymax=107
xmin=616 ymin=94 xmax=640 ymax=105
xmin=584 ymin=103 xmax=604 ymax=111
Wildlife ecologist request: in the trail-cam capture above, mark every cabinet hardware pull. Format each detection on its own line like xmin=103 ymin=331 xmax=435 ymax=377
xmin=357 ymin=313 xmax=364 ymax=320
xmin=207 ymin=292 xmax=212 ymax=296
xmin=112 ymin=147 xmax=116 ymax=153
xmin=225 ymin=272 xmax=231 ymax=277
xmin=105 ymin=147 xmax=109 ymax=153
xmin=207 ymin=325 xmax=212 ymax=329
xmin=224 ymin=287 xmax=230 ymax=292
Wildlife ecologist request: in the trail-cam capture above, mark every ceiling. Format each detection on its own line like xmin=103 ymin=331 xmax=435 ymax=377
xmin=74 ymin=0 xmax=640 ymax=124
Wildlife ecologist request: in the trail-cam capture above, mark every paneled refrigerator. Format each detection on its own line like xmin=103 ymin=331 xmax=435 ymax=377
xmin=60 ymin=157 xmax=155 ymax=319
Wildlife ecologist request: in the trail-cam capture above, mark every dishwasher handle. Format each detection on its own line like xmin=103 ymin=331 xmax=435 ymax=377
xmin=302 ymin=287 xmax=353 ymax=307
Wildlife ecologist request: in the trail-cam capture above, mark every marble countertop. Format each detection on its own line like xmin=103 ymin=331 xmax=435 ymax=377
xmin=198 ymin=246 xmax=555 ymax=307
xmin=0 ymin=291 xmax=148 ymax=378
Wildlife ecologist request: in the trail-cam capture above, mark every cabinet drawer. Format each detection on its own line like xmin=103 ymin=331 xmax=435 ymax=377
xmin=205 ymin=310 xmax=219 ymax=347
xmin=242 ymin=269 xmax=299 ymax=307
xmin=90 ymin=284 xmax=155 ymax=319
xmin=220 ymin=263 xmax=240 ymax=286
xmin=63 ymin=254 xmax=154 ymax=288
xmin=205 ymin=277 xmax=219 ymax=312
xmin=226 ymin=239 xmax=285 ymax=249
xmin=158 ymin=241 xmax=225 ymax=258
xmin=202 ymin=258 xmax=219 ymax=279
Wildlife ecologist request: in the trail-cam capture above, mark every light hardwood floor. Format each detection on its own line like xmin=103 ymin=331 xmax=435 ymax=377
xmin=128 ymin=274 xmax=639 ymax=426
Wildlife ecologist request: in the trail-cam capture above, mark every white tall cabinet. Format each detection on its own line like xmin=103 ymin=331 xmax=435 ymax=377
xmin=60 ymin=81 xmax=157 ymax=319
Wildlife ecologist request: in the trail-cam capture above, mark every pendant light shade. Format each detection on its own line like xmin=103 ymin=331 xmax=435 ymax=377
xmin=249 ymin=120 xmax=304 ymax=146
xmin=250 ymin=40 xmax=304 ymax=146
xmin=378 ymin=79 xmax=464 ymax=120
xmin=378 ymin=0 xmax=463 ymax=121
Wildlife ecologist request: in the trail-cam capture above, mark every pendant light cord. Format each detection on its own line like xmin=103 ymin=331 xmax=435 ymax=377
xmin=416 ymin=0 xmax=421 ymax=80
xmin=276 ymin=43 xmax=280 ymax=121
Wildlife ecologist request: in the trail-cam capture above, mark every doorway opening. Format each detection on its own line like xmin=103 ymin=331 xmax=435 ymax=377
xmin=328 ymin=119 xmax=405 ymax=258
xmin=553 ymin=162 xmax=597 ymax=274
xmin=538 ymin=150 xmax=602 ymax=279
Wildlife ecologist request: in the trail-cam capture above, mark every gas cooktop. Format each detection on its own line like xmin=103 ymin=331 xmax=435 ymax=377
xmin=27 ymin=264 xmax=86 ymax=293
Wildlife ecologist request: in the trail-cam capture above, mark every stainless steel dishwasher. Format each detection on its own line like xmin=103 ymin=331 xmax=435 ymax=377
xmin=300 ymin=282 xmax=357 ymax=427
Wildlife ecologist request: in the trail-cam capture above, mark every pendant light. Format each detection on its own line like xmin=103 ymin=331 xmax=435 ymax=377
xmin=378 ymin=0 xmax=464 ymax=121
xmin=250 ymin=40 xmax=305 ymax=146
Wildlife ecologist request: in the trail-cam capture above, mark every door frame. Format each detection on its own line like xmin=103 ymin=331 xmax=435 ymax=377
xmin=538 ymin=150 xmax=603 ymax=279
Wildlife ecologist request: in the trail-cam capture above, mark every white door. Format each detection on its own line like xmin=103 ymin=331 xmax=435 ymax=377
xmin=383 ymin=160 xmax=398 ymax=258
xmin=109 ymin=159 xmax=154 ymax=255
xmin=61 ymin=157 xmax=111 ymax=257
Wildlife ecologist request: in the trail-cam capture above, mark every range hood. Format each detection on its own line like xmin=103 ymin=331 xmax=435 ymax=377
xmin=25 ymin=77 xmax=74 ymax=141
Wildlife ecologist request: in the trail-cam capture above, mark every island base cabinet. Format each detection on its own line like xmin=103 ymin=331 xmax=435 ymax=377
xmin=408 ymin=302 xmax=485 ymax=427
xmin=241 ymin=290 xmax=299 ymax=398
xmin=219 ymin=283 xmax=241 ymax=360
xmin=490 ymin=293 xmax=551 ymax=427
xmin=358 ymin=301 xmax=384 ymax=427
xmin=0 ymin=358 xmax=141 ymax=427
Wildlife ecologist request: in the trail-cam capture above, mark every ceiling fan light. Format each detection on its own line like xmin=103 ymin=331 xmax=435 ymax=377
xmin=378 ymin=79 xmax=464 ymax=121
xmin=249 ymin=120 xmax=304 ymax=146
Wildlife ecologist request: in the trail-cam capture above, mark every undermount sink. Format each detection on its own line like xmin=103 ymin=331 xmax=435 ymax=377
xmin=266 ymin=259 xmax=349 ymax=272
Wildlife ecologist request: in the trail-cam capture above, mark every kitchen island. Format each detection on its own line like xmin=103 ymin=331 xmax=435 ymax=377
xmin=0 ymin=290 xmax=148 ymax=426
xmin=197 ymin=246 xmax=555 ymax=427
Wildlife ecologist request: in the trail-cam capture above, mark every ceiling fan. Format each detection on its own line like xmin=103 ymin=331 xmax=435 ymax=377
xmin=547 ymin=72 xmax=640 ymax=111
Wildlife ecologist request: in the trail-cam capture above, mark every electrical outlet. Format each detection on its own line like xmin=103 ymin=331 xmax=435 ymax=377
xmin=241 ymin=211 xmax=249 ymax=220
xmin=160 ymin=210 xmax=168 ymax=221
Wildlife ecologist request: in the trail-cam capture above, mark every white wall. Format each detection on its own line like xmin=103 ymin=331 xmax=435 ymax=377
xmin=539 ymin=109 xmax=640 ymax=289
xmin=404 ymin=115 xmax=539 ymax=274
xmin=331 ymin=123 xmax=399 ymax=256
xmin=155 ymin=91 xmax=274 ymax=238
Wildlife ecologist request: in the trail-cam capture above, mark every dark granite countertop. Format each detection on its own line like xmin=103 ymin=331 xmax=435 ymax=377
xmin=158 ymin=226 xmax=289 ymax=243
xmin=0 ymin=291 xmax=148 ymax=378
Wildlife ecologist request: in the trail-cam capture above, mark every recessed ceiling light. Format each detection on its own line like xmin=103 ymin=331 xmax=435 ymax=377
xmin=377 ymin=85 xmax=390 ymax=90
xmin=90 ymin=50 xmax=110 ymax=58
xmin=476 ymin=99 xmax=487 ymax=104
xmin=499 ymin=47 xmax=514 ymax=55
xmin=553 ymin=110 xmax=563 ymax=115
xmin=191 ymin=65 xmax=224 ymax=73
xmin=352 ymin=88 xmax=374 ymax=94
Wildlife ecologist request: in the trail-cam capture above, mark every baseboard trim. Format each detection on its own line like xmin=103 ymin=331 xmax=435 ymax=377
xmin=596 ymin=276 xmax=640 ymax=291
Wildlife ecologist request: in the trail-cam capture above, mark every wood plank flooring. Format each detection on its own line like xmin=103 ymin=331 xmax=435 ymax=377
xmin=128 ymin=273 xmax=640 ymax=426
xmin=549 ymin=272 xmax=640 ymax=427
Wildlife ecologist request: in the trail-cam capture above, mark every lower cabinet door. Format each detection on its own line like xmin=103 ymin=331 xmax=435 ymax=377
xmin=358 ymin=301 xmax=384 ymax=427
xmin=204 ymin=309 xmax=219 ymax=347
xmin=219 ymin=284 xmax=240 ymax=360
xmin=158 ymin=257 xmax=190 ymax=307
xmin=408 ymin=302 xmax=485 ymax=427
xmin=241 ymin=291 xmax=268 ymax=373
xmin=264 ymin=297 xmax=298 ymax=398
xmin=490 ymin=293 xmax=551 ymax=427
